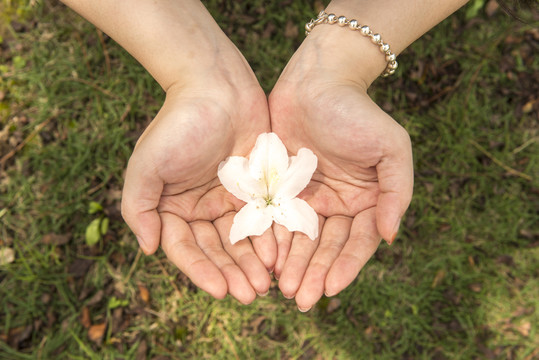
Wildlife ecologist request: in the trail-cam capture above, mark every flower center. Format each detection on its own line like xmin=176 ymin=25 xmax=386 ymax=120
xmin=264 ymin=195 xmax=274 ymax=206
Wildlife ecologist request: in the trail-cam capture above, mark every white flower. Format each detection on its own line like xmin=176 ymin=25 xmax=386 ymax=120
xmin=218 ymin=132 xmax=319 ymax=244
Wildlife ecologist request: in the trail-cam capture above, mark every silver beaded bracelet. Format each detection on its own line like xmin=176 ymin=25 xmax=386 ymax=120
xmin=305 ymin=10 xmax=398 ymax=77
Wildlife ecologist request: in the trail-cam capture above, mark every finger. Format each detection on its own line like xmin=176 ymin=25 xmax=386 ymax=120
xmin=325 ymin=207 xmax=380 ymax=297
xmin=250 ymin=228 xmax=278 ymax=272
xmin=214 ymin=214 xmax=271 ymax=297
xmin=159 ymin=213 xmax=227 ymax=299
xmin=272 ymin=223 xmax=293 ymax=279
xmin=278 ymin=215 xmax=325 ymax=299
xmin=121 ymin=154 xmax=163 ymax=255
xmin=376 ymin=127 xmax=414 ymax=244
xmin=190 ymin=220 xmax=256 ymax=304
xmin=294 ymin=216 xmax=352 ymax=311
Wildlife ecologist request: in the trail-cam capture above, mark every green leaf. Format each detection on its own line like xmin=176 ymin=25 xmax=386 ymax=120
xmin=100 ymin=217 xmax=109 ymax=235
xmin=108 ymin=296 xmax=129 ymax=310
xmin=174 ymin=326 xmax=188 ymax=342
xmin=85 ymin=218 xmax=102 ymax=246
xmin=12 ymin=55 xmax=26 ymax=69
xmin=465 ymin=0 xmax=486 ymax=19
xmin=88 ymin=201 xmax=103 ymax=215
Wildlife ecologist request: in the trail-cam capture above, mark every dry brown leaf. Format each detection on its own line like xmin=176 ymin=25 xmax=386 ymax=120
xmin=431 ymin=269 xmax=446 ymax=288
xmin=511 ymin=306 xmax=534 ymax=318
xmin=496 ymin=255 xmax=514 ymax=266
xmin=249 ymin=315 xmax=266 ymax=331
xmin=0 ymin=247 xmax=15 ymax=265
xmin=469 ymin=283 xmax=482 ymax=293
xmin=284 ymin=20 xmax=298 ymax=39
xmin=68 ymin=258 xmax=93 ymax=278
xmin=111 ymin=308 xmax=125 ymax=334
xmin=42 ymin=233 xmax=71 ymax=246
xmin=486 ymin=0 xmax=499 ymax=16
xmin=80 ymin=306 xmax=91 ymax=329
xmin=46 ymin=308 xmax=56 ymax=328
xmin=7 ymin=325 xmax=33 ymax=348
xmin=41 ymin=293 xmax=51 ymax=304
xmin=135 ymin=339 xmax=148 ymax=360
xmin=364 ymin=326 xmax=374 ymax=336
xmin=522 ymin=100 xmax=534 ymax=114
xmin=86 ymin=289 xmax=104 ymax=306
xmin=88 ymin=323 xmax=106 ymax=343
xmin=314 ymin=0 xmax=325 ymax=12
xmin=326 ymin=298 xmax=341 ymax=314
xmin=516 ymin=321 xmax=531 ymax=337
xmin=110 ymin=251 xmax=126 ymax=265
xmin=138 ymin=284 xmax=150 ymax=304
xmin=262 ymin=22 xmax=276 ymax=39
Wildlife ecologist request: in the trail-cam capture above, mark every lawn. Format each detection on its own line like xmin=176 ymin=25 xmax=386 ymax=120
xmin=1 ymin=0 xmax=538 ymax=359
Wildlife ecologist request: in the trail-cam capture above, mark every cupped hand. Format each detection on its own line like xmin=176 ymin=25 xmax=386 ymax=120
xmin=269 ymin=36 xmax=413 ymax=310
xmin=121 ymin=61 xmax=276 ymax=304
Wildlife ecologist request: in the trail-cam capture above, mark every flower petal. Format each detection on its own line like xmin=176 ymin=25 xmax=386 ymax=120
xmin=273 ymin=198 xmax=319 ymax=240
xmin=218 ymin=156 xmax=266 ymax=203
xmin=229 ymin=201 xmax=274 ymax=244
xmin=248 ymin=133 xmax=289 ymax=195
xmin=275 ymin=148 xmax=317 ymax=200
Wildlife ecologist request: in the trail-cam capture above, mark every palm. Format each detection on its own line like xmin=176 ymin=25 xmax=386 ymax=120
xmin=269 ymin=80 xmax=413 ymax=309
xmin=123 ymin=84 xmax=275 ymax=304
xmin=275 ymin=84 xmax=393 ymax=217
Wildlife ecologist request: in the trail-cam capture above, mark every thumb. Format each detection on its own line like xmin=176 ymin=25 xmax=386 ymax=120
xmin=121 ymin=155 xmax=163 ymax=255
xmin=375 ymin=129 xmax=414 ymax=244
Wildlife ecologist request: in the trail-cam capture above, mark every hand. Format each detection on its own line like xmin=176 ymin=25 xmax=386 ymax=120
xmin=121 ymin=56 xmax=276 ymax=305
xmin=268 ymin=30 xmax=414 ymax=310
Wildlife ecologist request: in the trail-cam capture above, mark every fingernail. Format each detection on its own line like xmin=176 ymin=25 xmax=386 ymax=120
xmin=387 ymin=218 xmax=401 ymax=245
xmin=268 ymin=267 xmax=274 ymax=274
xmin=298 ymin=306 xmax=311 ymax=313
xmin=136 ymin=235 xmax=147 ymax=249
xmin=257 ymin=290 xmax=270 ymax=297
xmin=283 ymin=293 xmax=294 ymax=299
xmin=324 ymin=290 xmax=334 ymax=297
xmin=274 ymin=273 xmax=280 ymax=280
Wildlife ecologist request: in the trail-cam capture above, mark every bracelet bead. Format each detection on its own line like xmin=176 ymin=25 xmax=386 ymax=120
xmin=327 ymin=13 xmax=337 ymax=24
xmin=360 ymin=26 xmax=371 ymax=36
xmin=386 ymin=53 xmax=396 ymax=62
xmin=305 ymin=10 xmax=398 ymax=77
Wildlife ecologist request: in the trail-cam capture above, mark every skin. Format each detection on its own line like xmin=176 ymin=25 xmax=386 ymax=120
xmin=270 ymin=0 xmax=469 ymax=311
xmin=62 ymin=0 xmax=276 ymax=304
xmin=61 ymin=0 xmax=469 ymax=308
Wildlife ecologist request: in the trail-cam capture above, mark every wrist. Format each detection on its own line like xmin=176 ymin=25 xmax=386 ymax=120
xmin=304 ymin=18 xmax=391 ymax=89
xmin=297 ymin=0 xmax=470 ymax=88
xmin=62 ymin=0 xmax=256 ymax=92
xmin=278 ymin=23 xmax=385 ymax=93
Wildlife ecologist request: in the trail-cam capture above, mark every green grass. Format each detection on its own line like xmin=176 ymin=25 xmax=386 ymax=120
xmin=1 ymin=0 xmax=538 ymax=359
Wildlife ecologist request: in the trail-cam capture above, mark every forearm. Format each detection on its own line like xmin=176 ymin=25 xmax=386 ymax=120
xmin=61 ymin=0 xmax=240 ymax=91
xmin=307 ymin=0 xmax=469 ymax=88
